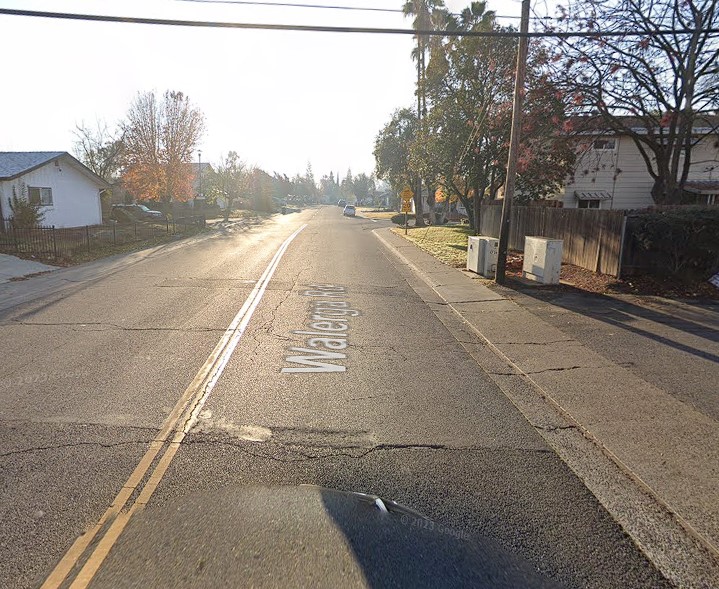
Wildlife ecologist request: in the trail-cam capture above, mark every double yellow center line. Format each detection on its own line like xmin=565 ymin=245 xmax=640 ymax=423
xmin=42 ymin=224 xmax=307 ymax=589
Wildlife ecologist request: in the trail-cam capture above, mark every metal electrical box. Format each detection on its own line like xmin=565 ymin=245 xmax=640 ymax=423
xmin=467 ymin=236 xmax=499 ymax=278
xmin=522 ymin=236 xmax=563 ymax=284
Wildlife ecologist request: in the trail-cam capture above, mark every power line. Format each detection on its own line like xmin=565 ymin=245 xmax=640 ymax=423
xmin=0 ymin=8 xmax=716 ymax=37
xmin=175 ymin=0 xmax=553 ymax=20
xmin=175 ymin=0 xmax=401 ymax=13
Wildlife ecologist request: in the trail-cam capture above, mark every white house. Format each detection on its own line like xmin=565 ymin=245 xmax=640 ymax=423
xmin=0 ymin=152 xmax=108 ymax=227
xmin=551 ymin=120 xmax=719 ymax=210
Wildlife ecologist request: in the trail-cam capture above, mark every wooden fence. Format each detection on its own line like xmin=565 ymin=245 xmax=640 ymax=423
xmin=478 ymin=205 xmax=626 ymax=276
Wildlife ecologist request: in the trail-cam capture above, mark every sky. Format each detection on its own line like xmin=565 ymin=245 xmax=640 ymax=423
xmin=0 ymin=0 xmax=523 ymax=180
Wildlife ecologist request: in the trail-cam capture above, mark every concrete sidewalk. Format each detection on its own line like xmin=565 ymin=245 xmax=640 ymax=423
xmin=375 ymin=227 xmax=719 ymax=589
xmin=0 ymin=253 xmax=57 ymax=283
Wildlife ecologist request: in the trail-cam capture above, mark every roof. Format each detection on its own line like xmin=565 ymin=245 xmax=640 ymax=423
xmin=0 ymin=152 xmax=65 ymax=180
xmin=0 ymin=151 xmax=109 ymax=188
xmin=575 ymin=190 xmax=612 ymax=200
xmin=189 ymin=162 xmax=214 ymax=173
xmin=568 ymin=114 xmax=719 ymax=137
xmin=684 ymin=180 xmax=719 ymax=194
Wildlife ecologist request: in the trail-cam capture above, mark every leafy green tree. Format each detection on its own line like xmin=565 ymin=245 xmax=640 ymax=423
xmin=273 ymin=173 xmax=292 ymax=202
xmin=304 ymin=163 xmax=319 ymax=202
xmin=248 ymin=168 xmax=275 ymax=212
xmin=205 ymin=151 xmax=248 ymax=220
xmin=320 ymin=172 xmax=342 ymax=202
xmin=352 ymin=173 xmax=376 ymax=205
xmin=374 ymin=108 xmax=418 ymax=209
xmin=406 ymin=4 xmax=574 ymax=229
xmin=341 ymin=169 xmax=355 ymax=203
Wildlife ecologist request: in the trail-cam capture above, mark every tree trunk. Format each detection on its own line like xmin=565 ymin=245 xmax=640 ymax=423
xmin=651 ymin=175 xmax=683 ymax=205
xmin=414 ymin=176 xmax=425 ymax=227
xmin=425 ymin=180 xmax=436 ymax=225
xmin=459 ymin=194 xmax=475 ymax=232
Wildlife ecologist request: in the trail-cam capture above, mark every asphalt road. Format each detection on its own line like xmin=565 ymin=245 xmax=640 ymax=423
xmin=0 ymin=207 xmax=671 ymax=588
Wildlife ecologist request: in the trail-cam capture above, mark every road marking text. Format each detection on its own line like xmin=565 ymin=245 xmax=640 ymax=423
xmin=282 ymin=284 xmax=359 ymax=373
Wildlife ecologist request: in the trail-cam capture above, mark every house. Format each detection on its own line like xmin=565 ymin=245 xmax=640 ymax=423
xmin=0 ymin=152 xmax=108 ymax=227
xmin=550 ymin=118 xmax=719 ymax=209
xmin=189 ymin=161 xmax=215 ymax=207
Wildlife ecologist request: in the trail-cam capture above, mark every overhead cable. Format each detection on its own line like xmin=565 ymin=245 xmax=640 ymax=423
xmin=0 ymin=8 xmax=716 ymax=37
xmin=175 ymin=0 xmax=402 ymax=12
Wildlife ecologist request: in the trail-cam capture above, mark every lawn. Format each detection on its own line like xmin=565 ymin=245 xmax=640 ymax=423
xmin=357 ymin=207 xmax=397 ymax=220
xmin=392 ymin=224 xmax=472 ymax=268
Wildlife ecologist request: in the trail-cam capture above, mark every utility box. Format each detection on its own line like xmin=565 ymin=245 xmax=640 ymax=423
xmin=467 ymin=236 xmax=499 ymax=278
xmin=522 ymin=237 xmax=563 ymax=284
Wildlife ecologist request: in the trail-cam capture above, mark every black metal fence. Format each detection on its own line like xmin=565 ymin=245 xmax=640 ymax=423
xmin=0 ymin=216 xmax=205 ymax=261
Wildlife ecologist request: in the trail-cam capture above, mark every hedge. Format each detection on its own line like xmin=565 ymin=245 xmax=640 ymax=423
xmin=629 ymin=207 xmax=719 ymax=277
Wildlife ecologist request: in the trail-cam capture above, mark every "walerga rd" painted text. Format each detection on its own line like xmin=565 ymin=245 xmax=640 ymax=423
xmin=281 ymin=284 xmax=358 ymax=373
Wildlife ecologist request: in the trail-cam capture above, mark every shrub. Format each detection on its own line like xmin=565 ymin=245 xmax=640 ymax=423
xmin=630 ymin=207 xmax=719 ymax=277
xmin=390 ymin=212 xmax=431 ymax=225
xmin=8 ymin=193 xmax=45 ymax=229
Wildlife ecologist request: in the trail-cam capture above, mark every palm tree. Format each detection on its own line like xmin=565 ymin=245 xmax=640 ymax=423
xmin=403 ymin=1 xmax=449 ymax=225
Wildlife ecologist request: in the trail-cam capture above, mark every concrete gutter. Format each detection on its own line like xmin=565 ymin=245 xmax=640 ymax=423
xmin=375 ymin=226 xmax=719 ymax=589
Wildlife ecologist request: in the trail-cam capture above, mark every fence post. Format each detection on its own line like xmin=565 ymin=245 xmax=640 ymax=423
xmin=86 ymin=225 xmax=91 ymax=253
xmin=113 ymin=222 xmax=116 ymax=245
xmin=134 ymin=223 xmax=137 ymax=239
xmin=616 ymin=214 xmax=628 ymax=279
xmin=12 ymin=226 xmax=19 ymax=253
xmin=52 ymin=226 xmax=58 ymax=259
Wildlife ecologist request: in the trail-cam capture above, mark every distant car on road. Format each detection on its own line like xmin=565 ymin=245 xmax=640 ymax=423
xmin=343 ymin=205 xmax=356 ymax=217
xmin=337 ymin=199 xmax=347 ymax=208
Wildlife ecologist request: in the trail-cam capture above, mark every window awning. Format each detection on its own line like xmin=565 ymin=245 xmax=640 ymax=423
xmin=574 ymin=191 xmax=612 ymax=200
xmin=684 ymin=180 xmax=719 ymax=194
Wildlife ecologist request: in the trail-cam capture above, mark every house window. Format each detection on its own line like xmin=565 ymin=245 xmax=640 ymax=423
xmin=28 ymin=187 xmax=53 ymax=206
xmin=592 ymin=138 xmax=616 ymax=151
xmin=578 ymin=199 xmax=601 ymax=209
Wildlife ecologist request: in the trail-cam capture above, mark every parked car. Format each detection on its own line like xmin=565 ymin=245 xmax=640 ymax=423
xmin=112 ymin=204 xmax=165 ymax=221
xmin=337 ymin=199 xmax=347 ymax=208
xmin=343 ymin=205 xmax=356 ymax=217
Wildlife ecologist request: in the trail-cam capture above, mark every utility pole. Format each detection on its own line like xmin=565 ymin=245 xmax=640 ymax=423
xmin=198 ymin=150 xmax=203 ymax=200
xmin=495 ymin=0 xmax=530 ymax=284
xmin=416 ymin=36 xmax=424 ymax=227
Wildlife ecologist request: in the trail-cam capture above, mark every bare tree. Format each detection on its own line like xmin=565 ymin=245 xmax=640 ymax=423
xmin=546 ymin=0 xmax=719 ymax=204
xmin=73 ymin=121 xmax=125 ymax=182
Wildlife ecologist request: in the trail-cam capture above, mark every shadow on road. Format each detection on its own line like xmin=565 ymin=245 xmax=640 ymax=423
xmin=502 ymin=280 xmax=719 ymax=365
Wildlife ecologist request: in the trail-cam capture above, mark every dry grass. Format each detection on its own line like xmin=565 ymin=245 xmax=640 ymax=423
xmin=392 ymin=225 xmax=473 ymax=268
xmin=357 ymin=207 xmax=397 ymax=220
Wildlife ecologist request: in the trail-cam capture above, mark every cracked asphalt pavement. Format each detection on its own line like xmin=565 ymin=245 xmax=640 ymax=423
xmin=0 ymin=207 xmax=671 ymax=588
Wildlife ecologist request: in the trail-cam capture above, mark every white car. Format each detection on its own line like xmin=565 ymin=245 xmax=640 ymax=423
xmin=343 ymin=205 xmax=356 ymax=217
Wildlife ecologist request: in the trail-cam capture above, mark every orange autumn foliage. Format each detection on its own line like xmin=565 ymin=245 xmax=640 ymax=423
xmin=122 ymin=162 xmax=195 ymax=203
